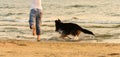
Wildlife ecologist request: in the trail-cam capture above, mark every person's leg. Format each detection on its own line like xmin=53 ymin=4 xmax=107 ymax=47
xmin=32 ymin=24 xmax=36 ymax=36
xmin=36 ymin=9 xmax=42 ymax=41
xmin=29 ymin=9 xmax=36 ymax=36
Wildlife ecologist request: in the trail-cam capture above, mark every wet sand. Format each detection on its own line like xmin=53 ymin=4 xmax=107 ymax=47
xmin=0 ymin=0 xmax=120 ymax=43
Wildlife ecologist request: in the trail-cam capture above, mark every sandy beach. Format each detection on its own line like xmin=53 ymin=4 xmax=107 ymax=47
xmin=0 ymin=40 xmax=120 ymax=57
xmin=0 ymin=0 xmax=120 ymax=57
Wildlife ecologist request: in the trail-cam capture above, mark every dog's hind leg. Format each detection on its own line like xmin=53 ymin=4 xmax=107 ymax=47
xmin=74 ymin=36 xmax=79 ymax=40
xmin=69 ymin=35 xmax=79 ymax=40
xmin=74 ymin=30 xmax=81 ymax=40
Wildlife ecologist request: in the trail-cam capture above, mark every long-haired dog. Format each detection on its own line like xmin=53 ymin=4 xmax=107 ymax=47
xmin=55 ymin=19 xmax=95 ymax=40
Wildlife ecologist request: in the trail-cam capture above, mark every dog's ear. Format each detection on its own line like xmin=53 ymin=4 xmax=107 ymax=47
xmin=55 ymin=20 xmax=57 ymax=21
xmin=58 ymin=19 xmax=61 ymax=22
xmin=55 ymin=20 xmax=58 ymax=22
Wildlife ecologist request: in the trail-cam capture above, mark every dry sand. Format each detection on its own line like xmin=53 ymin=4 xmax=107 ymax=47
xmin=0 ymin=0 xmax=120 ymax=57
xmin=0 ymin=40 xmax=120 ymax=57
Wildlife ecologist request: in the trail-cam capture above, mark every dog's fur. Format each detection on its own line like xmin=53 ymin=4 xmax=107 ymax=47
xmin=55 ymin=19 xmax=95 ymax=40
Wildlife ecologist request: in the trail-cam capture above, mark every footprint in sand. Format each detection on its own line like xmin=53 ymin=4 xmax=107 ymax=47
xmin=6 ymin=51 xmax=15 ymax=53
xmin=108 ymin=53 xmax=120 ymax=56
xmin=0 ymin=54 xmax=5 ymax=56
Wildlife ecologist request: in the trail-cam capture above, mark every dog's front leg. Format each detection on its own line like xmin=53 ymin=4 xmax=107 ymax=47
xmin=60 ymin=34 xmax=67 ymax=39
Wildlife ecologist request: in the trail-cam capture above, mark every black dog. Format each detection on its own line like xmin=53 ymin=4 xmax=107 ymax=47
xmin=55 ymin=19 xmax=95 ymax=40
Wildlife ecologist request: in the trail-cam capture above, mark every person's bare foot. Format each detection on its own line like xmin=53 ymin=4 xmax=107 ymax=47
xmin=32 ymin=27 xmax=36 ymax=36
xmin=37 ymin=35 xmax=40 ymax=41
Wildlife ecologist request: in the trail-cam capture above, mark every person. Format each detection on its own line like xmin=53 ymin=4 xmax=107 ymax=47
xmin=29 ymin=0 xmax=42 ymax=41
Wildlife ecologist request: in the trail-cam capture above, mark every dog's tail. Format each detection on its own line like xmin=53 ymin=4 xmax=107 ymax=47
xmin=80 ymin=28 xmax=95 ymax=36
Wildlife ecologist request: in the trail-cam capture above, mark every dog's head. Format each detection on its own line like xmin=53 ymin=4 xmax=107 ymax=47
xmin=55 ymin=19 xmax=61 ymax=23
xmin=55 ymin=19 xmax=62 ymax=31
